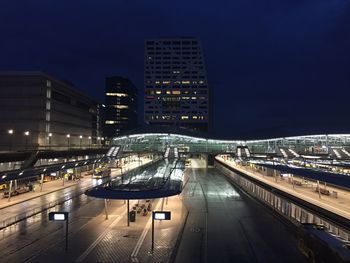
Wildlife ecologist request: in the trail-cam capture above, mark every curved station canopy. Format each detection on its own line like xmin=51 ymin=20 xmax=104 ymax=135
xmin=85 ymin=160 xmax=185 ymax=200
xmin=111 ymin=126 xmax=350 ymax=155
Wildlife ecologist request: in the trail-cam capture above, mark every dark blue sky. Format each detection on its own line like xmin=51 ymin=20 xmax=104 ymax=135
xmin=1 ymin=0 xmax=350 ymax=138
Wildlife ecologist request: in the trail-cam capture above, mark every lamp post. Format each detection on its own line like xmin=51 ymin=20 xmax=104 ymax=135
xmin=48 ymin=133 xmax=52 ymax=149
xmin=97 ymin=137 xmax=101 ymax=147
xmin=8 ymin=129 xmax=14 ymax=151
xmin=79 ymin=135 xmax=83 ymax=148
xmin=88 ymin=136 xmax=92 ymax=148
xmin=24 ymin=131 xmax=30 ymax=150
xmin=66 ymin=134 xmax=70 ymax=149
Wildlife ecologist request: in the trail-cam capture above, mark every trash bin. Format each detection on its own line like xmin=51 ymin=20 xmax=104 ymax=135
xmin=129 ymin=211 xmax=136 ymax=222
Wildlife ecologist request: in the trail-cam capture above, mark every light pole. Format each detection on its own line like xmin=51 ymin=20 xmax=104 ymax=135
xmin=8 ymin=129 xmax=14 ymax=151
xmin=66 ymin=134 xmax=70 ymax=149
xmin=24 ymin=131 xmax=30 ymax=150
xmin=79 ymin=135 xmax=83 ymax=148
xmin=88 ymin=136 xmax=92 ymax=148
xmin=97 ymin=137 xmax=101 ymax=147
xmin=48 ymin=133 xmax=52 ymax=149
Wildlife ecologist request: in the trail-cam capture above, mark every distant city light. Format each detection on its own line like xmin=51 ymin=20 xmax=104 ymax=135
xmin=66 ymin=134 xmax=70 ymax=138
xmin=24 ymin=131 xmax=30 ymax=136
xmin=8 ymin=129 xmax=14 ymax=134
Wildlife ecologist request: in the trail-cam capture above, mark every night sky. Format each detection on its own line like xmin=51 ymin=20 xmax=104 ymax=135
xmin=1 ymin=0 xmax=350 ymax=139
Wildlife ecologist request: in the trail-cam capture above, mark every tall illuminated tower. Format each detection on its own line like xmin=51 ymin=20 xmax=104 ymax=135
xmin=144 ymin=38 xmax=210 ymax=132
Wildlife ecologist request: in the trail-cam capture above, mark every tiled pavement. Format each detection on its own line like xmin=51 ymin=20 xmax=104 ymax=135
xmin=28 ymin=196 xmax=187 ymax=263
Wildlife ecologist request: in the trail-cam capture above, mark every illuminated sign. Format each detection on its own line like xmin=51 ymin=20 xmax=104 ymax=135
xmin=153 ymin=211 xmax=171 ymax=220
xmin=49 ymin=212 xmax=68 ymax=221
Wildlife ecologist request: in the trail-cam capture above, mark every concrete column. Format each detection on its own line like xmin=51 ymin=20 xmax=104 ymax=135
xmin=40 ymin=174 xmax=44 ymax=192
xmin=8 ymin=180 xmax=13 ymax=202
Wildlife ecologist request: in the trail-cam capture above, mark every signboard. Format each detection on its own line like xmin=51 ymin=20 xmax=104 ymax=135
xmin=49 ymin=212 xmax=68 ymax=221
xmin=153 ymin=211 xmax=171 ymax=220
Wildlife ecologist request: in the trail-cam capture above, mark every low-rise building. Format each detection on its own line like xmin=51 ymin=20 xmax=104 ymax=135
xmin=0 ymin=71 xmax=101 ymax=151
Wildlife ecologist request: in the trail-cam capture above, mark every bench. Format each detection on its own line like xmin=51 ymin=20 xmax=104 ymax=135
xmin=294 ymin=180 xmax=303 ymax=186
xmin=316 ymin=187 xmax=330 ymax=195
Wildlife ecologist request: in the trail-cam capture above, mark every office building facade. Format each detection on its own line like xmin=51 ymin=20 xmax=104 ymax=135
xmin=104 ymin=76 xmax=138 ymax=138
xmin=0 ymin=71 xmax=101 ymax=150
xmin=144 ymin=38 xmax=210 ymax=132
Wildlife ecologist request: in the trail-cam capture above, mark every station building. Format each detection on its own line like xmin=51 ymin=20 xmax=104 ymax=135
xmin=0 ymin=71 xmax=101 ymax=151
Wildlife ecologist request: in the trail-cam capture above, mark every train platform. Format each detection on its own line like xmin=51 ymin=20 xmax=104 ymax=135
xmin=0 ymin=157 xmax=153 ymax=229
xmin=216 ymin=156 xmax=350 ymax=220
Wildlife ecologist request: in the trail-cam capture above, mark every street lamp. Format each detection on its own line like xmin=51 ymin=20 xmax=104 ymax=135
xmin=8 ymin=129 xmax=14 ymax=151
xmin=48 ymin=133 xmax=52 ymax=149
xmin=88 ymin=136 xmax=92 ymax=148
xmin=66 ymin=134 xmax=70 ymax=149
xmin=79 ymin=135 xmax=83 ymax=148
xmin=24 ymin=131 xmax=30 ymax=150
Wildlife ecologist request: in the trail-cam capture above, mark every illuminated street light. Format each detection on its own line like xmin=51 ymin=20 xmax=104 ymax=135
xmin=24 ymin=131 xmax=30 ymax=150
xmin=79 ymin=135 xmax=83 ymax=148
xmin=66 ymin=134 xmax=70 ymax=149
xmin=8 ymin=129 xmax=14 ymax=151
xmin=48 ymin=133 xmax=53 ymax=149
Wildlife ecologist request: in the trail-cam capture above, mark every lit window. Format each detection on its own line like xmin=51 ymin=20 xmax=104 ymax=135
xmin=182 ymin=81 xmax=190 ymax=84
xmin=166 ymin=91 xmax=171 ymax=94
xmin=162 ymin=81 xmax=171 ymax=84
xmin=114 ymin=105 xmax=129 ymax=109
xmin=181 ymin=116 xmax=189 ymax=120
xmin=105 ymin=121 xmax=117 ymax=124
xmin=172 ymin=90 xmax=181 ymax=95
xmin=155 ymin=91 xmax=162 ymax=94
xmin=106 ymin=93 xmax=129 ymax=97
